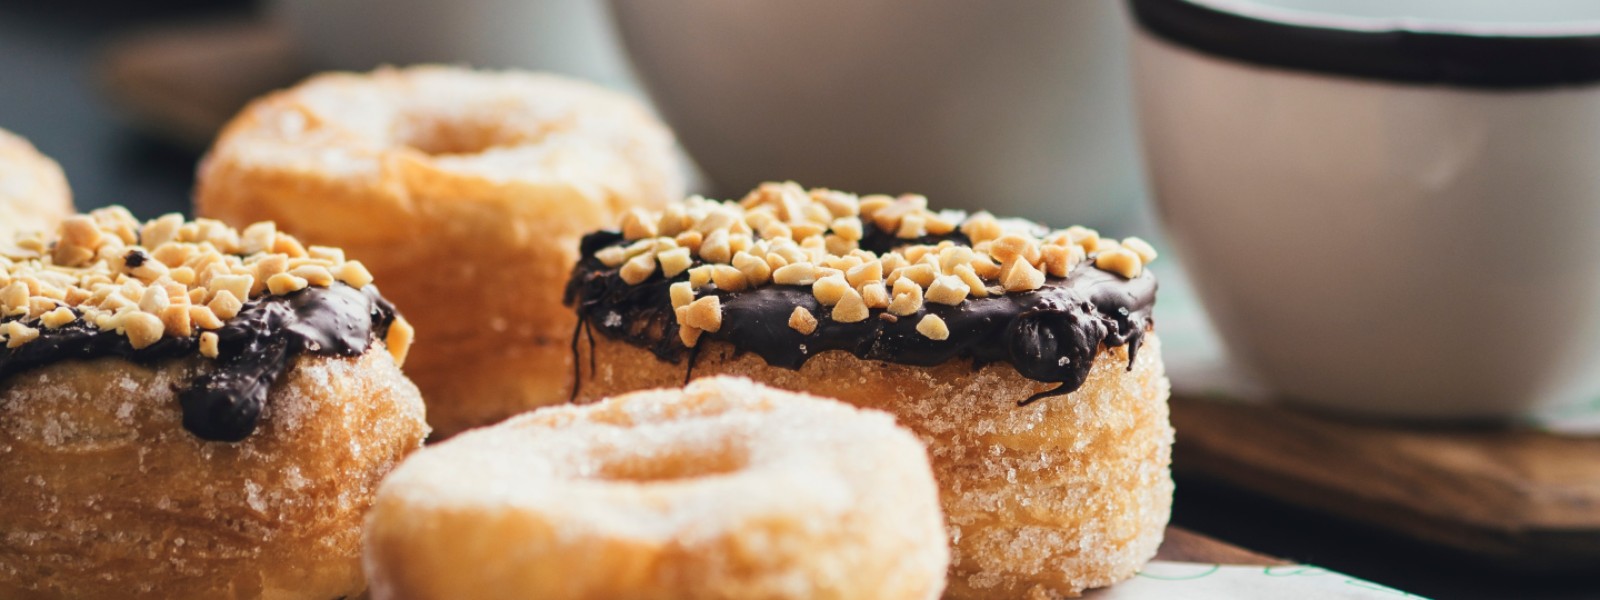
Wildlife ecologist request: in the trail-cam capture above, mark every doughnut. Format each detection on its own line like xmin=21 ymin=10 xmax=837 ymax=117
xmin=363 ymin=376 xmax=948 ymax=600
xmin=0 ymin=126 xmax=73 ymax=240
xmin=196 ymin=65 xmax=684 ymax=437
xmin=566 ymin=183 xmax=1173 ymax=598
xmin=0 ymin=208 xmax=429 ymax=598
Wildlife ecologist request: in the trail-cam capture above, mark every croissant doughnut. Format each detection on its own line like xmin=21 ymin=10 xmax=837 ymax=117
xmin=566 ymin=183 xmax=1173 ymax=598
xmin=363 ymin=376 xmax=949 ymax=600
xmin=196 ymin=65 xmax=684 ymax=437
xmin=0 ymin=208 xmax=429 ymax=599
xmin=0 ymin=127 xmax=72 ymax=240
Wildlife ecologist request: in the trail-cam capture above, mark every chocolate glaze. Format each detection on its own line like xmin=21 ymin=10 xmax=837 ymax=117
xmin=0 ymin=284 xmax=396 ymax=442
xmin=565 ymin=229 xmax=1157 ymax=404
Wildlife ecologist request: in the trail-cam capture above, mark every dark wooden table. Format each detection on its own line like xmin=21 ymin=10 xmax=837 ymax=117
xmin=3 ymin=3 xmax=1595 ymax=598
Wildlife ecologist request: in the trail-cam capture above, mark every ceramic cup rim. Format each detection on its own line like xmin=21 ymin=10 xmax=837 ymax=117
xmin=1128 ymin=0 xmax=1600 ymax=89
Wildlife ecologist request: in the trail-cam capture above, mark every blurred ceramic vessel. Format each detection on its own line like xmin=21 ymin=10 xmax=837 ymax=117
xmin=272 ymin=0 xmax=638 ymax=90
xmin=1132 ymin=0 xmax=1600 ymax=418
xmin=609 ymin=0 xmax=1145 ymax=227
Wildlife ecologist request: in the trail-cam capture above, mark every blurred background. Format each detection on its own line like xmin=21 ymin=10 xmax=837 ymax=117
xmin=0 ymin=0 xmax=1155 ymax=227
xmin=3 ymin=0 xmax=1599 ymax=597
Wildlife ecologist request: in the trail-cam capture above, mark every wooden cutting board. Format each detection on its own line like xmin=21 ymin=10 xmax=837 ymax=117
xmin=1171 ymin=395 xmax=1600 ymax=571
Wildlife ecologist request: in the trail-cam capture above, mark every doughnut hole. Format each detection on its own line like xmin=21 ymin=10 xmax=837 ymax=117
xmin=592 ymin=442 xmax=750 ymax=483
xmin=394 ymin=111 xmax=530 ymax=156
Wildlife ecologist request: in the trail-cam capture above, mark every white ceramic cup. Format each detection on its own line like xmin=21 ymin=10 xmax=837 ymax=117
xmin=608 ymin=0 xmax=1145 ymax=227
xmin=271 ymin=0 xmax=639 ymax=91
xmin=1133 ymin=0 xmax=1600 ymax=418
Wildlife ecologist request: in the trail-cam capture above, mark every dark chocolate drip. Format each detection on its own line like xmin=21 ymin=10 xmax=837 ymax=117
xmin=0 ymin=284 xmax=396 ymax=442
xmin=565 ymin=228 xmax=1157 ymax=403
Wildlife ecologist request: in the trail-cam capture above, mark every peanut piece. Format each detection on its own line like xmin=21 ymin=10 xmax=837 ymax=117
xmin=123 ymin=312 xmax=164 ymax=349
xmin=789 ymin=306 xmax=818 ymax=335
xmin=1122 ymin=236 xmax=1158 ymax=264
xmin=1001 ymin=258 xmax=1046 ymax=292
xmin=812 ymin=274 xmax=850 ymax=306
xmin=620 ymin=252 xmax=658 ymax=285
xmin=916 ymin=314 xmax=950 ymax=341
xmin=832 ymin=288 xmax=869 ymax=323
xmin=1095 ymin=247 xmax=1144 ymax=279
xmin=658 ymin=247 xmax=694 ymax=278
xmin=925 ymin=275 xmax=970 ymax=305
xmin=682 ymin=296 xmax=723 ymax=332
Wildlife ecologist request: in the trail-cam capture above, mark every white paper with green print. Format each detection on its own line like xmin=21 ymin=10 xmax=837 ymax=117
xmin=1083 ymin=562 xmax=1424 ymax=599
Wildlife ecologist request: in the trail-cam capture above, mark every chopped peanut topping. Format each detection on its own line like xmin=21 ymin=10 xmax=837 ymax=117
xmin=832 ymin=289 xmax=870 ymax=323
xmin=40 ymin=307 xmax=75 ymax=329
xmin=773 ymin=263 xmax=818 ymax=286
xmin=925 ymin=275 xmax=970 ymax=306
xmin=1040 ymin=244 xmax=1083 ymax=278
xmin=888 ymin=277 xmax=925 ymax=317
xmin=620 ymin=252 xmax=658 ymax=285
xmin=588 ymin=183 xmax=1157 ymax=345
xmin=123 ymin=312 xmax=164 ymax=350
xmin=267 ymin=272 xmax=309 ymax=295
xmin=669 ymin=282 xmax=695 ymax=310
xmin=209 ymin=290 xmax=244 ymax=320
xmin=190 ymin=306 xmax=224 ymax=330
xmin=812 ymin=274 xmax=850 ymax=306
xmin=1122 ymin=236 xmax=1159 ymax=264
xmin=1 ymin=321 xmax=40 ymax=348
xmin=678 ymin=322 xmax=703 ymax=347
xmin=789 ymin=306 xmax=818 ymax=335
xmin=1095 ymin=247 xmax=1144 ymax=279
xmin=1001 ymin=259 xmax=1046 ymax=292
xmin=199 ymin=331 xmax=220 ymax=358
xmin=861 ymin=282 xmax=890 ymax=309
xmin=387 ymin=315 xmax=414 ymax=366
xmin=0 ymin=207 xmax=387 ymax=351
xmin=658 ymin=247 xmax=694 ymax=278
xmin=681 ymin=296 xmax=723 ymax=333
xmin=916 ymin=314 xmax=950 ymax=341
xmin=710 ymin=265 xmax=749 ymax=292
xmin=731 ymin=251 xmax=771 ymax=286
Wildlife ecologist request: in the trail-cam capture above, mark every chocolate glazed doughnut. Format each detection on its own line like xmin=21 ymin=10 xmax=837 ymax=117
xmin=0 ymin=208 xmax=428 ymax=599
xmin=567 ymin=183 xmax=1173 ymax=599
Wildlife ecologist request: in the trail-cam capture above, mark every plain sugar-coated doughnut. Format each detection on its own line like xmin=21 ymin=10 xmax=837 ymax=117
xmin=196 ymin=65 xmax=684 ymax=437
xmin=363 ymin=376 xmax=948 ymax=600
xmin=0 ymin=126 xmax=72 ymax=240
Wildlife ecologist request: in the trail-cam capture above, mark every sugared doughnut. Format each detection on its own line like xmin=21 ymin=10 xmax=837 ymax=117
xmin=196 ymin=65 xmax=684 ymax=437
xmin=0 ymin=127 xmax=73 ymax=239
xmin=566 ymin=183 xmax=1173 ymax=598
xmin=363 ymin=376 xmax=949 ymax=600
xmin=0 ymin=208 xmax=429 ymax=598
